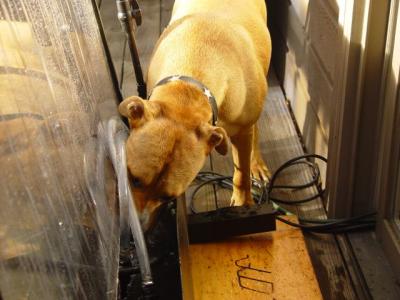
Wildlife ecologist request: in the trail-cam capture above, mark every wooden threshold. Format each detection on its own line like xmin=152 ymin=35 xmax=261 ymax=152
xmin=189 ymin=216 xmax=322 ymax=300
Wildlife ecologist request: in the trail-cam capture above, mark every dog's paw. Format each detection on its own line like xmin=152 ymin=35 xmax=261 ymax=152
xmin=251 ymin=156 xmax=271 ymax=182
xmin=230 ymin=190 xmax=255 ymax=207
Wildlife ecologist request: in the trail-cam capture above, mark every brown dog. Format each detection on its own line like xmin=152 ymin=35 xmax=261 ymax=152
xmin=119 ymin=0 xmax=271 ymax=229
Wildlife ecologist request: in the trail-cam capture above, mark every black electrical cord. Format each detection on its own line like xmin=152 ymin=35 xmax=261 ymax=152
xmin=276 ymin=212 xmax=376 ymax=232
xmin=190 ymin=175 xmax=232 ymax=214
xmin=276 ymin=216 xmax=376 ymax=234
xmin=266 ymin=154 xmax=326 ymax=205
xmin=190 ymin=154 xmax=377 ymax=234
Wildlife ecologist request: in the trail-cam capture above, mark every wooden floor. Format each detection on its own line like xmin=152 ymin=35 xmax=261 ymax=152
xmin=99 ymin=1 xmax=400 ymax=299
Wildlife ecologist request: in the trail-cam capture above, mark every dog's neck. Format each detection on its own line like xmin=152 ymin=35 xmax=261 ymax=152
xmin=148 ymin=79 xmax=216 ymax=127
xmin=149 ymin=75 xmax=218 ymax=125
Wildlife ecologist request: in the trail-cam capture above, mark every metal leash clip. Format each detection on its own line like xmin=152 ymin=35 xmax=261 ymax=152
xmin=129 ymin=0 xmax=142 ymax=26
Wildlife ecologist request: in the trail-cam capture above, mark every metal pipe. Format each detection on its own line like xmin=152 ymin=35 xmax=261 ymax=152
xmin=116 ymin=0 xmax=147 ymax=98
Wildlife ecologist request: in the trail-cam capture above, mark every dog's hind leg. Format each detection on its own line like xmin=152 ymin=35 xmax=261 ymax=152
xmin=251 ymin=123 xmax=271 ymax=182
xmin=230 ymin=127 xmax=255 ymax=206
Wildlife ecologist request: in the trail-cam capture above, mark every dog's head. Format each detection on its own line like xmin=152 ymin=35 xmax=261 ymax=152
xmin=119 ymin=95 xmax=228 ymax=230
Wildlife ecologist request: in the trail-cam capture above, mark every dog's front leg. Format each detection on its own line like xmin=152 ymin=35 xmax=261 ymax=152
xmin=230 ymin=126 xmax=255 ymax=206
xmin=251 ymin=123 xmax=271 ymax=181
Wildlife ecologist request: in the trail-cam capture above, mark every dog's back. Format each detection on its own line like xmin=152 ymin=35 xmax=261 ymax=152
xmin=171 ymin=0 xmax=267 ymax=23
xmin=170 ymin=0 xmax=270 ymax=72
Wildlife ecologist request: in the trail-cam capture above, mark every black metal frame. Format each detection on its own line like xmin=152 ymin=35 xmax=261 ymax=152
xmin=91 ymin=0 xmax=124 ymax=104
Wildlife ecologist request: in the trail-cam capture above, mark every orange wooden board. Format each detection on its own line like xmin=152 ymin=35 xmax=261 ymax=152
xmin=189 ymin=216 xmax=322 ymax=300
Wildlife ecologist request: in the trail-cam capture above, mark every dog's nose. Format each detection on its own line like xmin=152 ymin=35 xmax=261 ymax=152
xmin=160 ymin=195 xmax=176 ymax=202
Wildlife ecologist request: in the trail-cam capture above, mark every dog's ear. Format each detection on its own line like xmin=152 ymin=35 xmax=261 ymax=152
xmin=119 ymin=96 xmax=144 ymax=120
xmin=119 ymin=96 xmax=159 ymax=129
xmin=204 ymin=125 xmax=229 ymax=155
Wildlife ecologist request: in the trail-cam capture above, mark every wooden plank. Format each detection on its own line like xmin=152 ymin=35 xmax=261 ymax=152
xmin=189 ymin=216 xmax=322 ymax=300
xmin=347 ymin=232 xmax=400 ymax=299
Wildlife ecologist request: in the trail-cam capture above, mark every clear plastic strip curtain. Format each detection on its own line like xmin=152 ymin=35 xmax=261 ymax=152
xmin=0 ymin=0 xmax=120 ymax=299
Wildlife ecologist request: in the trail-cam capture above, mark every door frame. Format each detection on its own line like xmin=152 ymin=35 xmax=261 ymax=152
xmin=327 ymin=0 xmax=400 ymax=277
xmin=374 ymin=0 xmax=400 ymax=277
xmin=327 ymin=0 xmax=391 ymax=217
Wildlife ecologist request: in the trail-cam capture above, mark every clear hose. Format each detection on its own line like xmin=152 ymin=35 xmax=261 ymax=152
xmin=106 ymin=117 xmax=153 ymax=286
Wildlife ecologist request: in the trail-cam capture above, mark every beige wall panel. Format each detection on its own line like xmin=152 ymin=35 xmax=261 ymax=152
xmin=307 ymin=0 xmax=339 ymax=81
xmin=284 ymin=0 xmax=339 ymax=156
xmin=284 ymin=49 xmax=328 ymax=183
xmin=290 ymin=0 xmax=309 ymax=27
xmin=284 ymin=42 xmax=331 ymax=138
xmin=306 ymin=47 xmax=333 ymax=136
xmin=284 ymin=50 xmax=309 ymax=125
xmin=302 ymin=102 xmax=329 ymax=184
xmin=290 ymin=0 xmax=339 ymax=30
xmin=287 ymin=4 xmax=307 ymax=62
